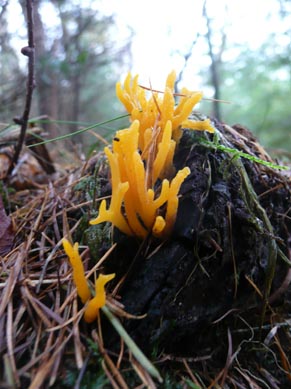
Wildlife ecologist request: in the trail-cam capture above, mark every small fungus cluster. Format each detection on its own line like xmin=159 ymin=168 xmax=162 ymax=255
xmin=90 ymin=71 xmax=214 ymax=239
xmin=63 ymin=238 xmax=115 ymax=323
xmin=63 ymin=72 xmax=215 ymax=320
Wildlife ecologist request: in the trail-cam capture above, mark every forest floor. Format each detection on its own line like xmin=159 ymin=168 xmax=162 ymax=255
xmin=1 ymin=123 xmax=291 ymax=388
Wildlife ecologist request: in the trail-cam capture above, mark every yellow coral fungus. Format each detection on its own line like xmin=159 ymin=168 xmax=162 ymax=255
xmin=91 ymin=71 xmax=214 ymax=239
xmin=63 ymin=239 xmax=115 ymax=322
xmin=84 ymin=273 xmax=116 ymax=323
xmin=90 ymin=119 xmax=189 ymax=239
xmin=116 ymin=70 xmax=214 ymax=150
xmin=152 ymin=216 xmax=166 ymax=236
xmin=152 ymin=120 xmax=175 ymax=183
xmin=163 ymin=167 xmax=191 ymax=237
xmin=62 ymin=238 xmax=91 ymax=304
xmin=92 ymin=123 xmax=161 ymax=236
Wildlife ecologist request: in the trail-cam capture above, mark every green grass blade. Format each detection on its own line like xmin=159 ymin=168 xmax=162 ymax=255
xmin=201 ymin=139 xmax=288 ymax=170
xmin=27 ymin=114 xmax=130 ymax=148
xmin=101 ymin=305 xmax=163 ymax=383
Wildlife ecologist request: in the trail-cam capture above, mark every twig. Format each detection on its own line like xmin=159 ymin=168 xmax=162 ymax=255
xmin=8 ymin=0 xmax=35 ymax=175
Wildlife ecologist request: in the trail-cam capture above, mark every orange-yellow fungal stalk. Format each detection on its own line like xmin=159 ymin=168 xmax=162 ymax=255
xmin=63 ymin=238 xmax=115 ymax=322
xmin=91 ymin=71 xmax=214 ymax=239
xmin=163 ymin=166 xmax=191 ymax=237
xmin=84 ymin=273 xmax=116 ymax=323
xmin=62 ymin=238 xmax=91 ymax=304
xmin=116 ymin=70 xmax=214 ymax=150
xmin=90 ymin=120 xmax=182 ymax=238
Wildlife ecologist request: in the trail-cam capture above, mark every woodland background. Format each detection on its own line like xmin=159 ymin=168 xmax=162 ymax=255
xmin=1 ymin=0 xmax=291 ymax=154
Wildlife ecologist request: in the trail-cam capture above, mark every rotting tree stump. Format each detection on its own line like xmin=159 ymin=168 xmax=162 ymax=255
xmin=86 ymin=119 xmax=291 ymax=359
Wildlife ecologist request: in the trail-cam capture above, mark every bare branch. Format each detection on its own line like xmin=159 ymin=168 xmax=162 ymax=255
xmin=8 ymin=0 xmax=35 ymax=176
xmin=174 ymin=34 xmax=200 ymax=94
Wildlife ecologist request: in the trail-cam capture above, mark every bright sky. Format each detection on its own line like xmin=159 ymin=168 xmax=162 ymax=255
xmin=7 ymin=0 xmax=289 ymax=90
xmin=100 ymin=0 xmax=285 ymax=89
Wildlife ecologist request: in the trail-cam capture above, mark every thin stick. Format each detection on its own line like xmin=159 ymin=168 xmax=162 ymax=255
xmin=139 ymin=84 xmax=231 ymax=104
xmin=8 ymin=0 xmax=35 ymax=175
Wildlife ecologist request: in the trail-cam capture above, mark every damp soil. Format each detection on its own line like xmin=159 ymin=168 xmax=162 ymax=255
xmin=87 ymin=121 xmax=291 ymax=361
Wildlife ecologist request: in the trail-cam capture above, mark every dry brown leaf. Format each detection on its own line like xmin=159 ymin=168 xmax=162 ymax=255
xmin=0 ymin=195 xmax=14 ymax=256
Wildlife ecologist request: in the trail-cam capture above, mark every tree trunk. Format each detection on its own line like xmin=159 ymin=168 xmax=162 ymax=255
xmin=203 ymin=0 xmax=226 ymax=121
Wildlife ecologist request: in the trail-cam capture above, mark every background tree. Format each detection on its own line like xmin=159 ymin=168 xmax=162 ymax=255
xmin=2 ymin=0 xmax=132 ymax=151
xmin=197 ymin=0 xmax=291 ymax=151
xmin=202 ymin=0 xmax=227 ymax=121
xmin=1 ymin=0 xmax=291 ymax=154
xmin=219 ymin=44 xmax=291 ymax=150
xmin=0 ymin=1 xmax=26 ymax=121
